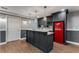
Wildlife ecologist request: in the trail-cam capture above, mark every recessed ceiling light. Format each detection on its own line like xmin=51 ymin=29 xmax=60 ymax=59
xmin=43 ymin=16 xmax=47 ymax=21
xmin=23 ymin=21 xmax=27 ymax=24
xmin=61 ymin=9 xmax=65 ymax=11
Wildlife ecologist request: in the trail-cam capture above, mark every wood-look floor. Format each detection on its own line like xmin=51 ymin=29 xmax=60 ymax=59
xmin=0 ymin=40 xmax=79 ymax=53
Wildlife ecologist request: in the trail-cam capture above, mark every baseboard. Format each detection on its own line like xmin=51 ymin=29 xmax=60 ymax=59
xmin=0 ymin=38 xmax=26 ymax=45
xmin=7 ymin=39 xmax=19 ymax=42
xmin=0 ymin=42 xmax=7 ymax=45
xmin=66 ymin=41 xmax=79 ymax=45
xmin=19 ymin=38 xmax=26 ymax=40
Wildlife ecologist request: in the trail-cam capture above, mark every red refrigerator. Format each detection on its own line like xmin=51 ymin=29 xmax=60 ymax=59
xmin=54 ymin=21 xmax=64 ymax=44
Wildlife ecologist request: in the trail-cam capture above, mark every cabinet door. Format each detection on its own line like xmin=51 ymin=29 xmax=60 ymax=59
xmin=47 ymin=35 xmax=53 ymax=49
xmin=27 ymin=31 xmax=30 ymax=42
xmin=34 ymin=32 xmax=40 ymax=46
xmin=30 ymin=31 xmax=34 ymax=43
xmin=40 ymin=33 xmax=47 ymax=49
xmin=40 ymin=33 xmax=53 ymax=52
xmin=27 ymin=31 xmax=34 ymax=43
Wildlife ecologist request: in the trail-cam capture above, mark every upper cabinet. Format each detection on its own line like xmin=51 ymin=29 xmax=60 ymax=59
xmin=38 ymin=10 xmax=67 ymax=28
xmin=38 ymin=18 xmax=47 ymax=27
xmin=47 ymin=16 xmax=53 ymax=27
xmin=52 ymin=12 xmax=66 ymax=22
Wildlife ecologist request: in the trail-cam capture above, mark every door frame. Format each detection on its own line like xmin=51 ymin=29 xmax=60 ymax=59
xmin=6 ymin=15 xmax=21 ymax=42
xmin=53 ymin=21 xmax=66 ymax=44
xmin=0 ymin=15 xmax=7 ymax=45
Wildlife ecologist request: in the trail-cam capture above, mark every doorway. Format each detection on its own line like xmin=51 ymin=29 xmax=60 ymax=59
xmin=7 ymin=16 xmax=21 ymax=42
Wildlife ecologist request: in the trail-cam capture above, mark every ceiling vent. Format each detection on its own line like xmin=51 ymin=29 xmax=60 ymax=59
xmin=44 ymin=6 xmax=47 ymax=8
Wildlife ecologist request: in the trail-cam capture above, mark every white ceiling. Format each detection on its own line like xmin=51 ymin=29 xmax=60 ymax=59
xmin=0 ymin=6 xmax=79 ymax=18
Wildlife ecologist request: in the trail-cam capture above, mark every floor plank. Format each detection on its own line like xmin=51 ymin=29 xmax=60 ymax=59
xmin=0 ymin=40 xmax=79 ymax=53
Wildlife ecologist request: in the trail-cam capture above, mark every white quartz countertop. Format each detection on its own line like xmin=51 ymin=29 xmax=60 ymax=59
xmin=22 ymin=28 xmax=54 ymax=35
xmin=26 ymin=28 xmax=53 ymax=32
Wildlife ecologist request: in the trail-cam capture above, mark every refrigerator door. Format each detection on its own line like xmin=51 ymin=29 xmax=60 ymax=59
xmin=54 ymin=21 xmax=64 ymax=44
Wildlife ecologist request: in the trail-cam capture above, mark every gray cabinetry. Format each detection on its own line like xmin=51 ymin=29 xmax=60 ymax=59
xmin=21 ymin=30 xmax=27 ymax=38
xmin=26 ymin=30 xmax=53 ymax=52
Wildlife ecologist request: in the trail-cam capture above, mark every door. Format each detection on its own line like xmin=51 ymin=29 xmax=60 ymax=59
xmin=7 ymin=16 xmax=21 ymax=42
xmin=54 ymin=21 xmax=64 ymax=44
xmin=0 ymin=14 xmax=7 ymax=43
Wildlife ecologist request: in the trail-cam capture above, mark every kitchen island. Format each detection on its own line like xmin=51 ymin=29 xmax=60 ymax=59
xmin=26 ymin=29 xmax=53 ymax=52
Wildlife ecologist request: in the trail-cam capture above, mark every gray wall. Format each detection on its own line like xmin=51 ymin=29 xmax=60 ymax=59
xmin=67 ymin=11 xmax=79 ymax=29
xmin=21 ymin=18 xmax=38 ymax=30
xmin=0 ymin=12 xmax=38 ymax=43
xmin=21 ymin=18 xmax=38 ymax=38
xmin=0 ymin=31 xmax=6 ymax=43
xmin=67 ymin=11 xmax=79 ymax=43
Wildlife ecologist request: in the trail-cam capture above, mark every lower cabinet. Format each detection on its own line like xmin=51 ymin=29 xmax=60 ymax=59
xmin=21 ymin=30 xmax=27 ymax=38
xmin=28 ymin=31 xmax=34 ymax=43
xmin=26 ymin=30 xmax=53 ymax=52
xmin=39 ymin=33 xmax=53 ymax=52
xmin=34 ymin=32 xmax=41 ymax=46
xmin=40 ymin=33 xmax=48 ymax=50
